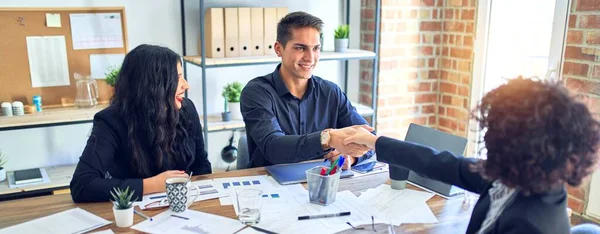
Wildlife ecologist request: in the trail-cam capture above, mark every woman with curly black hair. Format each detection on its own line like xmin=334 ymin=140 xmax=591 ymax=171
xmin=70 ymin=45 xmax=212 ymax=203
xmin=344 ymin=77 xmax=600 ymax=234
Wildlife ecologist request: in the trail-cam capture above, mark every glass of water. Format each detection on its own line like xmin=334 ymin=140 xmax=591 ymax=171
xmin=236 ymin=188 xmax=262 ymax=225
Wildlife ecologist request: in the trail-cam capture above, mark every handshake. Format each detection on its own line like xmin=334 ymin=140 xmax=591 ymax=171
xmin=322 ymin=125 xmax=380 ymax=170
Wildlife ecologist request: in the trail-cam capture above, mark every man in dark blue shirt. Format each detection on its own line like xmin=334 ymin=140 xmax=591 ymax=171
xmin=240 ymin=11 xmax=373 ymax=168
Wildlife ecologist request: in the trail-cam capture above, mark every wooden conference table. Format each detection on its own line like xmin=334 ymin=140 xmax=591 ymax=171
xmin=0 ymin=166 xmax=474 ymax=233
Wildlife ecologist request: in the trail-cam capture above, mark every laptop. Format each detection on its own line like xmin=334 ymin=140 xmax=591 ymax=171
xmin=405 ymin=123 xmax=468 ymax=198
xmin=265 ymin=160 xmax=354 ymax=185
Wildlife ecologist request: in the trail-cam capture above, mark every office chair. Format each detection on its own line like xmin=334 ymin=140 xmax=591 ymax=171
xmin=236 ymin=133 xmax=250 ymax=170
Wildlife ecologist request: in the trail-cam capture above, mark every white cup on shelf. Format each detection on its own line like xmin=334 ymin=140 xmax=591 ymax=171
xmin=12 ymin=101 xmax=24 ymax=116
xmin=1 ymin=102 xmax=12 ymax=116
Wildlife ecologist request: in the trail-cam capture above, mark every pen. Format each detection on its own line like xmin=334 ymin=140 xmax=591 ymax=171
xmin=326 ymin=157 xmax=340 ymax=174
xmin=329 ymin=166 xmax=338 ymax=175
xmin=320 ymin=167 xmax=327 ymax=176
xmin=134 ymin=210 xmax=153 ymax=221
xmin=250 ymin=225 xmax=278 ymax=234
xmin=149 ymin=195 xmax=166 ymax=199
xmin=298 ymin=211 xmax=351 ymax=220
xmin=171 ymin=214 xmax=189 ymax=220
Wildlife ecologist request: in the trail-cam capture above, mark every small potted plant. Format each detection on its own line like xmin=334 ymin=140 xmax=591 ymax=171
xmin=105 ymin=66 xmax=120 ymax=87
xmin=334 ymin=24 xmax=349 ymax=52
xmin=0 ymin=151 xmax=6 ymax=182
xmin=110 ymin=186 xmax=136 ymax=227
xmin=222 ymin=81 xmax=244 ymax=120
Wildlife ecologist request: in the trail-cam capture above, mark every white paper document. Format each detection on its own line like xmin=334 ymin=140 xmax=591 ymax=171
xmin=401 ymin=203 xmax=438 ymax=224
xmin=298 ymin=190 xmax=376 ymax=228
xmin=131 ymin=209 xmax=245 ymax=234
xmin=26 ymin=36 xmax=70 ymax=87
xmin=69 ymin=13 xmax=124 ymax=50
xmin=89 ymin=230 xmax=115 ymax=234
xmin=215 ymin=175 xmax=282 ymax=205
xmin=358 ymin=184 xmax=436 ymax=225
xmin=0 ymin=208 xmax=111 ymax=234
xmin=90 ymin=54 xmax=124 ymax=79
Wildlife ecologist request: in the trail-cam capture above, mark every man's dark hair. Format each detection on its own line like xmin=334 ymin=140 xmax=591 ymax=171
xmin=276 ymin=11 xmax=323 ymax=47
xmin=473 ymin=77 xmax=600 ymax=195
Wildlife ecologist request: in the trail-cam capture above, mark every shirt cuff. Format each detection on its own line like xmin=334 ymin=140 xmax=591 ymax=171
xmin=307 ymin=131 xmax=325 ymax=158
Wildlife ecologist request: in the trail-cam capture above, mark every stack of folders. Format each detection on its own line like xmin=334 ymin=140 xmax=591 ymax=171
xmin=200 ymin=7 xmax=288 ymax=58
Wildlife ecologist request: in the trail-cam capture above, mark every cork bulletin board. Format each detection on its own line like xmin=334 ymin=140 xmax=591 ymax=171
xmin=0 ymin=7 xmax=128 ymax=107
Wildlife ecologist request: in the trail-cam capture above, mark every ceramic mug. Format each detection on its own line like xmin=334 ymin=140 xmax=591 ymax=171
xmin=165 ymin=177 xmax=199 ymax=212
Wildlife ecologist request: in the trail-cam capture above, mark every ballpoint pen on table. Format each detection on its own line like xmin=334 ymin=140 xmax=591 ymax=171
xmin=298 ymin=211 xmax=351 ymax=220
xmin=134 ymin=209 xmax=153 ymax=221
xmin=250 ymin=225 xmax=278 ymax=234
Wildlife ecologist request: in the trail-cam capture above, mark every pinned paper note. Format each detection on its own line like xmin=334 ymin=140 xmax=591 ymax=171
xmin=90 ymin=54 xmax=125 ymax=79
xmin=46 ymin=13 xmax=61 ymax=27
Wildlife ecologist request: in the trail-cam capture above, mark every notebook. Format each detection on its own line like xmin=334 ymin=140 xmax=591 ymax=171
xmin=14 ymin=168 xmax=43 ymax=185
xmin=265 ymin=160 xmax=354 ymax=185
xmin=404 ymin=123 xmax=468 ymax=198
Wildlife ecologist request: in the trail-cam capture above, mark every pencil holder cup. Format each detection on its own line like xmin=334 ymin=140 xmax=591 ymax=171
xmin=306 ymin=166 xmax=340 ymax=206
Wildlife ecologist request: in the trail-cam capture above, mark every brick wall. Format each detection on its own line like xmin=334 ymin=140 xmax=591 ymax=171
xmin=360 ymin=0 xmax=476 ymax=138
xmin=360 ymin=0 xmax=443 ymax=140
xmin=563 ymin=0 xmax=600 ymax=224
xmin=437 ymin=0 xmax=476 ymax=136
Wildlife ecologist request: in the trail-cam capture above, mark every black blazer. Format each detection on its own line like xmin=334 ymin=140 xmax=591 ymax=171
xmin=70 ymin=98 xmax=211 ymax=203
xmin=375 ymin=136 xmax=570 ymax=234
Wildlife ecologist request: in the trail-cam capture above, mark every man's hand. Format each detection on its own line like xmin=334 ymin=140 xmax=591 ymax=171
xmin=324 ymin=150 xmax=355 ymax=170
xmin=328 ymin=125 xmax=372 ymax=157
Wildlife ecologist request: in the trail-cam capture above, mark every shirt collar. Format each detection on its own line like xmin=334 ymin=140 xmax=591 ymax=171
xmin=271 ymin=63 xmax=315 ymax=99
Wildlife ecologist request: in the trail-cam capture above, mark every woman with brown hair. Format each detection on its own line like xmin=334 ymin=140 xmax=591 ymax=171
xmin=344 ymin=78 xmax=600 ymax=234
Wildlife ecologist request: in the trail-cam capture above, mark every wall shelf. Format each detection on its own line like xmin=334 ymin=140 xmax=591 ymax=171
xmin=183 ymin=49 xmax=376 ymax=68
xmin=206 ymin=102 xmax=374 ymax=132
xmin=0 ymin=164 xmax=76 ymax=197
xmin=0 ymin=105 xmax=109 ymax=131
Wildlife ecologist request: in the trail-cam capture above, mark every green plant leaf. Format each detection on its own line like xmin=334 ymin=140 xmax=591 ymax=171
xmin=111 ymin=186 xmax=135 ymax=209
xmin=334 ymin=24 xmax=349 ymax=39
xmin=222 ymin=81 xmax=244 ymax=103
xmin=104 ymin=66 xmax=120 ymax=87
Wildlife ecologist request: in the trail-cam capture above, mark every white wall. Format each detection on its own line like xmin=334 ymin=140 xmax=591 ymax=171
xmin=0 ymin=0 xmax=363 ymax=171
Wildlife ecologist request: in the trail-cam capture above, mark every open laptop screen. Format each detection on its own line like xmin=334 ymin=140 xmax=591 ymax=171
xmin=404 ymin=123 xmax=468 ymax=197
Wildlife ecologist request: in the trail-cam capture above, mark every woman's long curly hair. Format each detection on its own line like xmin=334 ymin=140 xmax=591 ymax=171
xmin=473 ymin=77 xmax=600 ymax=195
xmin=111 ymin=44 xmax=193 ymax=177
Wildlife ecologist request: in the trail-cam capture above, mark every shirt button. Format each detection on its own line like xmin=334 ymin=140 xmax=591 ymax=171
xmin=301 ymin=122 xmax=304 ymax=125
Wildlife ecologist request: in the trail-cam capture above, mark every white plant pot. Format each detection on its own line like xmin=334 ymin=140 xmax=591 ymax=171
xmin=0 ymin=168 xmax=5 ymax=182
xmin=334 ymin=38 xmax=349 ymax=52
xmin=229 ymin=102 xmax=243 ymax=120
xmin=113 ymin=206 xmax=134 ymax=227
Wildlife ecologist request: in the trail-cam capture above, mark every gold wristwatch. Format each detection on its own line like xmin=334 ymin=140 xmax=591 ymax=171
xmin=321 ymin=129 xmax=332 ymax=150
